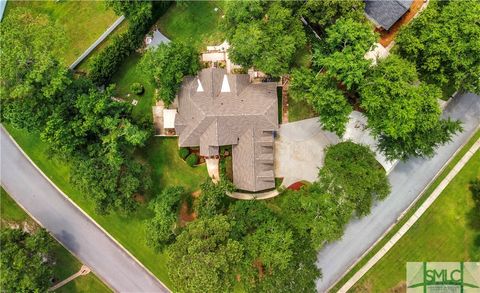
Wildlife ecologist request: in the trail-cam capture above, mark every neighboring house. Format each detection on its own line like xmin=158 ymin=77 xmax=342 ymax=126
xmin=364 ymin=0 xmax=414 ymax=30
xmin=174 ymin=68 xmax=279 ymax=192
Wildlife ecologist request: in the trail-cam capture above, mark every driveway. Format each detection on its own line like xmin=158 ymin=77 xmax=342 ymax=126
xmin=316 ymin=92 xmax=480 ymax=292
xmin=0 ymin=126 xmax=169 ymax=293
xmin=275 ymin=118 xmax=339 ymax=187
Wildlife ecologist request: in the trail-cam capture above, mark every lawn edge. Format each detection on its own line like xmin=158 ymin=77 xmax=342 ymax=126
xmin=1 ymin=124 xmax=171 ymax=293
xmin=328 ymin=125 xmax=480 ymax=292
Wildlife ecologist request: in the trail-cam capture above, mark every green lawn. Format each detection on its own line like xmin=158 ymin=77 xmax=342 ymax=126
xmin=157 ymin=1 xmax=226 ymax=49
xmin=331 ymin=130 xmax=480 ymax=292
xmin=0 ymin=188 xmax=110 ymax=293
xmin=4 ymin=124 xmax=207 ymax=289
xmin=351 ymin=148 xmax=480 ymax=291
xmin=5 ymin=0 xmax=119 ymax=66
xmin=111 ymin=52 xmax=156 ymax=124
xmin=288 ymin=98 xmax=316 ymax=122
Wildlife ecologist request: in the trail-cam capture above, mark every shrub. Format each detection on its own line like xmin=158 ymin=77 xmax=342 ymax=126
xmin=185 ymin=153 xmax=198 ymax=167
xmin=178 ymin=147 xmax=189 ymax=160
xmin=130 ymin=82 xmax=144 ymax=95
xmin=471 ymin=178 xmax=480 ymax=208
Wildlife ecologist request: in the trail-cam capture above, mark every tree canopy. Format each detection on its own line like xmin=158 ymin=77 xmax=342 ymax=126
xmin=146 ymin=186 xmax=186 ymax=251
xmin=0 ymin=228 xmax=54 ymax=292
xmin=289 ymin=68 xmax=352 ymax=136
xmin=141 ymin=42 xmax=200 ymax=105
xmin=360 ymin=55 xmax=462 ymax=160
xmin=300 ymin=0 xmax=365 ymax=30
xmin=396 ymin=0 xmax=480 ymax=94
xmin=223 ymin=1 xmax=306 ymax=76
xmin=0 ymin=8 xmax=70 ymax=130
xmin=318 ymin=142 xmax=391 ymax=216
xmin=166 ymin=215 xmax=243 ymax=293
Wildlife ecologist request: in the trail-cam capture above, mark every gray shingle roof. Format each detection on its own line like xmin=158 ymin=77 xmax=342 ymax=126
xmin=365 ymin=0 xmax=413 ymax=30
xmin=175 ymin=68 xmax=278 ymax=192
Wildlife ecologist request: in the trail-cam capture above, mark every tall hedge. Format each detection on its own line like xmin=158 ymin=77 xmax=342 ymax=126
xmin=89 ymin=1 xmax=172 ymax=85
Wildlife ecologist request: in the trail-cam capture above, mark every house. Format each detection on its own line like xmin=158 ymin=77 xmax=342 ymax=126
xmin=364 ymin=0 xmax=414 ymax=30
xmin=174 ymin=68 xmax=278 ymax=192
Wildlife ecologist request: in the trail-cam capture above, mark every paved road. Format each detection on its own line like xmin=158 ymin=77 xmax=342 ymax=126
xmin=0 ymin=126 xmax=169 ymax=293
xmin=316 ymin=92 xmax=480 ymax=292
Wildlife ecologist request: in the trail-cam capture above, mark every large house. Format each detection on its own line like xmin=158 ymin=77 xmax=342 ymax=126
xmin=365 ymin=0 xmax=414 ymax=30
xmin=174 ymin=68 xmax=278 ymax=192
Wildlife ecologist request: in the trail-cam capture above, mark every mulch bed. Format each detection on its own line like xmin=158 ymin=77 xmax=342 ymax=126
xmin=287 ymin=181 xmax=306 ymax=191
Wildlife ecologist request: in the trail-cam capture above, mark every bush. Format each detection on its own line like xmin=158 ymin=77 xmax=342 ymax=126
xmin=185 ymin=153 xmax=198 ymax=167
xmin=130 ymin=82 xmax=144 ymax=95
xmin=178 ymin=147 xmax=189 ymax=160
xmin=471 ymin=178 xmax=480 ymax=208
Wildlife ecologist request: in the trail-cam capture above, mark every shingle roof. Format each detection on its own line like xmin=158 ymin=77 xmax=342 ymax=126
xmin=175 ymin=68 xmax=278 ymax=192
xmin=364 ymin=0 xmax=413 ymax=30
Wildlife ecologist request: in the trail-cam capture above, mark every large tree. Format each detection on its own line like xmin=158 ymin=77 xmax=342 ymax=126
xmin=0 ymin=228 xmax=54 ymax=292
xmin=223 ymin=1 xmax=306 ymax=76
xmin=396 ymin=0 xmax=480 ymax=94
xmin=318 ymin=142 xmax=391 ymax=216
xmin=300 ymin=0 xmax=365 ymax=30
xmin=140 ymin=42 xmax=200 ymax=105
xmin=194 ymin=180 xmax=234 ymax=219
xmin=0 ymin=8 xmax=70 ymax=130
xmin=313 ymin=17 xmax=376 ymax=91
xmin=289 ymin=68 xmax=352 ymax=136
xmin=146 ymin=186 xmax=186 ymax=251
xmin=166 ymin=215 xmax=243 ymax=293
xmin=360 ymin=55 xmax=462 ymax=160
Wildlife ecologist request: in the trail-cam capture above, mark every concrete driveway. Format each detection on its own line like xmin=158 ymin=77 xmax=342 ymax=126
xmin=0 ymin=126 xmax=169 ymax=293
xmin=316 ymin=92 xmax=480 ymax=292
xmin=274 ymin=118 xmax=339 ymax=187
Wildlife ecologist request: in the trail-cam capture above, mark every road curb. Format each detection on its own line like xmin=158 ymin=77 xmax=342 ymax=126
xmin=337 ymin=137 xmax=480 ymax=292
xmin=1 ymin=125 xmax=171 ymax=292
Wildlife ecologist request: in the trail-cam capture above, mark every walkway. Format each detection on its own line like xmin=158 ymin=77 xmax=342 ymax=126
xmin=227 ymin=189 xmax=279 ymax=200
xmin=49 ymin=265 xmax=91 ymax=291
xmin=316 ymin=92 xmax=480 ymax=292
xmin=0 ymin=126 xmax=169 ymax=292
xmin=70 ymin=15 xmax=125 ymax=69
xmin=338 ymin=137 xmax=480 ymax=292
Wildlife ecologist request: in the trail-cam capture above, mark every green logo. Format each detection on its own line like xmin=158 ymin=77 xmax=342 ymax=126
xmin=407 ymin=262 xmax=480 ymax=292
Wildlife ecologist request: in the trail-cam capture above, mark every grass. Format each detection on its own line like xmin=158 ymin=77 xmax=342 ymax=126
xmin=352 ymin=149 xmax=480 ymax=292
xmin=288 ymin=98 xmax=316 ymax=122
xmin=0 ymin=188 xmax=110 ymax=293
xmin=5 ymin=0 xmax=119 ymax=66
xmin=157 ymin=1 xmax=226 ymax=49
xmin=4 ymin=125 xmax=207 ymax=288
xmin=110 ymin=52 xmax=156 ymax=124
xmin=331 ymin=129 xmax=480 ymax=291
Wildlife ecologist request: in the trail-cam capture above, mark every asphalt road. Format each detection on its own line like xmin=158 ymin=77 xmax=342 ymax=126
xmin=0 ymin=126 xmax=169 ymax=293
xmin=316 ymin=92 xmax=480 ymax=292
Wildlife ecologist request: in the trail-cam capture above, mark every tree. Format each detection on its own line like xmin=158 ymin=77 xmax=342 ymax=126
xmin=300 ymin=0 xmax=365 ymax=30
xmin=0 ymin=228 xmax=54 ymax=292
xmin=289 ymin=68 xmax=352 ymax=136
xmin=360 ymin=55 xmax=462 ymax=160
xmin=166 ymin=215 xmax=243 ymax=293
xmin=318 ymin=142 xmax=391 ymax=216
xmin=223 ymin=1 xmax=306 ymax=76
xmin=194 ymin=180 xmax=234 ymax=219
xmin=313 ymin=17 xmax=376 ymax=91
xmin=146 ymin=186 xmax=186 ymax=251
xmin=396 ymin=0 xmax=480 ymax=94
xmin=227 ymin=200 xmax=320 ymax=292
xmin=0 ymin=8 xmax=70 ymax=130
xmin=140 ymin=42 xmax=200 ymax=104
xmin=470 ymin=178 xmax=480 ymax=209
xmin=275 ymin=186 xmax=354 ymax=250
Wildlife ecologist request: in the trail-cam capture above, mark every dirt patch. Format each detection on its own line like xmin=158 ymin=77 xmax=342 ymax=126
xmin=179 ymin=200 xmax=196 ymax=227
xmin=191 ymin=190 xmax=201 ymax=198
xmin=253 ymin=259 xmax=265 ymax=280
xmin=133 ymin=193 xmax=146 ymax=204
xmin=389 ymin=281 xmax=406 ymax=293
xmin=377 ymin=0 xmax=426 ymax=47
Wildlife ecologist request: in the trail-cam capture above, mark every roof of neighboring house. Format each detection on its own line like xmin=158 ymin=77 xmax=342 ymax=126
xmin=364 ymin=0 xmax=413 ymax=30
xmin=175 ymin=68 xmax=278 ymax=192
